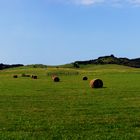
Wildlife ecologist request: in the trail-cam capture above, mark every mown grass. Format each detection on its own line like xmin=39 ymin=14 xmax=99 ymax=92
xmin=0 ymin=65 xmax=140 ymax=139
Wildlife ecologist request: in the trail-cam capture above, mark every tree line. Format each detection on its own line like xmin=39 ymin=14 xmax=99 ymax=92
xmin=0 ymin=63 xmax=24 ymax=70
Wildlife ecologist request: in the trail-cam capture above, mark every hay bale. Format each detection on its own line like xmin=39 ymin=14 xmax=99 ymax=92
xmin=90 ymin=79 xmax=103 ymax=88
xmin=13 ymin=75 xmax=18 ymax=78
xmin=83 ymin=76 xmax=88 ymax=80
xmin=52 ymin=75 xmax=60 ymax=82
xmin=34 ymin=76 xmax=37 ymax=79
xmin=32 ymin=75 xmax=37 ymax=79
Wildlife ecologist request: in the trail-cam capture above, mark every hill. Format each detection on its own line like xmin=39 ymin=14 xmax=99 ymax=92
xmin=74 ymin=55 xmax=140 ymax=68
xmin=1 ymin=55 xmax=140 ymax=70
xmin=0 ymin=63 xmax=24 ymax=70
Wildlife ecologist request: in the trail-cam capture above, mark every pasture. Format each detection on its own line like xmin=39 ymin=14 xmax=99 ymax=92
xmin=0 ymin=65 xmax=140 ymax=139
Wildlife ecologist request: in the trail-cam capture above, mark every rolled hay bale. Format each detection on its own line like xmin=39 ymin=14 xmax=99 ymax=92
xmin=32 ymin=75 xmax=37 ymax=79
xmin=13 ymin=75 xmax=18 ymax=78
xmin=83 ymin=76 xmax=88 ymax=80
xmin=90 ymin=79 xmax=103 ymax=88
xmin=34 ymin=76 xmax=37 ymax=79
xmin=52 ymin=75 xmax=60 ymax=82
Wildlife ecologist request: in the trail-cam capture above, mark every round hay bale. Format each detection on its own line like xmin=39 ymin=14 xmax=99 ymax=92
xmin=33 ymin=75 xmax=37 ymax=79
xmin=34 ymin=76 xmax=37 ymax=79
xmin=83 ymin=76 xmax=88 ymax=80
xmin=90 ymin=79 xmax=103 ymax=88
xmin=13 ymin=75 xmax=18 ymax=78
xmin=32 ymin=75 xmax=37 ymax=79
xmin=52 ymin=76 xmax=60 ymax=82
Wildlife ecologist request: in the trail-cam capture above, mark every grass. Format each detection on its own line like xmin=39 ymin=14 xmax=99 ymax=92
xmin=0 ymin=65 xmax=140 ymax=139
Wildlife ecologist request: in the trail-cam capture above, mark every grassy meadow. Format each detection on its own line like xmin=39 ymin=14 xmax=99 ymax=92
xmin=0 ymin=64 xmax=140 ymax=139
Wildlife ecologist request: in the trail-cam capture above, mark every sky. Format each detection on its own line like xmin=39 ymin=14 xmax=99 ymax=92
xmin=0 ymin=0 xmax=140 ymax=65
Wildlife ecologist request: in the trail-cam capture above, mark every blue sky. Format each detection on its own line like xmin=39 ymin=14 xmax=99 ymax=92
xmin=0 ymin=0 xmax=140 ymax=65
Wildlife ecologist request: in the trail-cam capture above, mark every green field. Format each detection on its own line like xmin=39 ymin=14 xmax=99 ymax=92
xmin=0 ymin=64 xmax=140 ymax=140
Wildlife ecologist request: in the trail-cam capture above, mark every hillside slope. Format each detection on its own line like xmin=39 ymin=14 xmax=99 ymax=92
xmin=74 ymin=55 xmax=140 ymax=68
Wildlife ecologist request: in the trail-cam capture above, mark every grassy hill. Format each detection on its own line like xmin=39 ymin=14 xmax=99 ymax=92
xmin=0 ymin=65 xmax=140 ymax=139
xmin=74 ymin=55 xmax=140 ymax=68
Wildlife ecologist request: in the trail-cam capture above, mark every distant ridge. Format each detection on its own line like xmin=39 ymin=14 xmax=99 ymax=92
xmin=0 ymin=63 xmax=24 ymax=70
xmin=74 ymin=55 xmax=140 ymax=68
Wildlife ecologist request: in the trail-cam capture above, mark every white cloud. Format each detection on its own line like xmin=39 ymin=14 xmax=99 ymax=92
xmin=47 ymin=0 xmax=140 ymax=6
xmin=74 ymin=0 xmax=105 ymax=5
xmin=68 ymin=0 xmax=140 ymax=6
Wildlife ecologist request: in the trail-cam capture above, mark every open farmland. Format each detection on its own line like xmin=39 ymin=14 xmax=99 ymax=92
xmin=0 ymin=65 xmax=140 ymax=139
